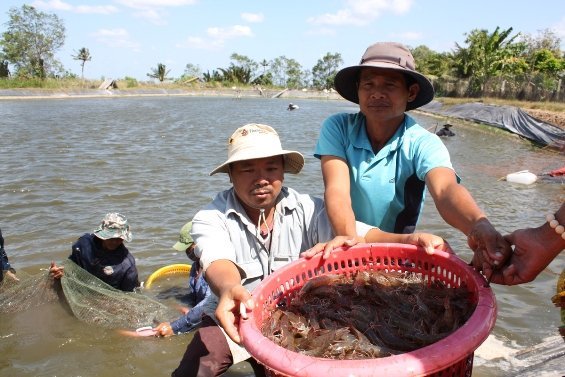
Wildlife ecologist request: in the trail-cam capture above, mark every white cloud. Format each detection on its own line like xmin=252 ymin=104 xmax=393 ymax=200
xmin=241 ymin=12 xmax=264 ymax=23
xmin=176 ymin=36 xmax=223 ymax=51
xmin=32 ymin=0 xmax=73 ymax=11
xmin=74 ymin=5 xmax=120 ymax=14
xmin=116 ymin=0 xmax=196 ymax=24
xmin=207 ymin=25 xmax=253 ymax=39
xmin=308 ymin=10 xmax=357 ymax=26
xmin=32 ymin=0 xmax=196 ymax=25
xmin=308 ymin=0 xmax=413 ymax=27
xmin=348 ymin=0 xmax=412 ymax=16
xmin=131 ymin=8 xmax=168 ymax=25
xmin=32 ymin=0 xmax=118 ymax=14
xmin=116 ymin=0 xmax=196 ymax=8
xmin=177 ymin=25 xmax=254 ymax=51
xmin=91 ymin=28 xmax=141 ymax=51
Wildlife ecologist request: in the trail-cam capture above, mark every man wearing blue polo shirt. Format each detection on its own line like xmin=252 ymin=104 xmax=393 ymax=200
xmin=315 ymin=41 xmax=511 ymax=272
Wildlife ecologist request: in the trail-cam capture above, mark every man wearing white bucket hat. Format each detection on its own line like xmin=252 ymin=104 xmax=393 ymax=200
xmin=172 ymin=123 xmax=447 ymax=376
xmin=314 ymin=41 xmax=511 ymax=273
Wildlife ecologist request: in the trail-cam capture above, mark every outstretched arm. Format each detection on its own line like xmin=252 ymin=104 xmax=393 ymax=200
xmin=168 ymin=283 xmax=212 ymax=335
xmin=491 ymin=203 xmax=565 ymax=285
xmin=206 ymin=259 xmax=252 ymax=344
xmin=425 ymin=167 xmax=511 ymax=270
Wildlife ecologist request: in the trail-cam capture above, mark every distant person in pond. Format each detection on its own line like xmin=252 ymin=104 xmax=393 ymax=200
xmin=0 ymin=228 xmax=18 ymax=282
xmin=287 ymin=103 xmax=299 ymax=110
xmin=153 ymin=221 xmax=211 ymax=336
xmin=49 ymin=213 xmax=140 ymax=292
xmin=436 ymin=124 xmax=455 ymax=137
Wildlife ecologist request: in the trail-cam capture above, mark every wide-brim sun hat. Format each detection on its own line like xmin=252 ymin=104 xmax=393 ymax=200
xmin=210 ymin=123 xmax=305 ymax=175
xmin=334 ymin=42 xmax=434 ymax=111
xmin=93 ymin=212 xmax=133 ymax=242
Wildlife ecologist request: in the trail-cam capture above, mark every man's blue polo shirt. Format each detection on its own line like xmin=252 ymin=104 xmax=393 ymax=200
xmin=314 ymin=112 xmax=454 ymax=233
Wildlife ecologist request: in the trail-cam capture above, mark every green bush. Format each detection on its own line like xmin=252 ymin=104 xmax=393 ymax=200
xmin=123 ymin=76 xmax=138 ymax=88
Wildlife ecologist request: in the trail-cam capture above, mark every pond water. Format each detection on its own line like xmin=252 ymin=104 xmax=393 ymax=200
xmin=0 ymin=95 xmax=563 ymax=376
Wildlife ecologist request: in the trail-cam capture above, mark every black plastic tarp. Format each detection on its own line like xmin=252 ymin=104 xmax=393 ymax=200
xmin=420 ymin=101 xmax=565 ymax=148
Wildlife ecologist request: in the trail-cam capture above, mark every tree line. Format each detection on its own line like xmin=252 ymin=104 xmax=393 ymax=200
xmin=1 ymin=4 xmax=564 ymax=101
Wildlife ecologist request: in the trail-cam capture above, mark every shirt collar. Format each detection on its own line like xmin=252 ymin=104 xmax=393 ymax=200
xmin=351 ymin=113 xmax=410 ymax=157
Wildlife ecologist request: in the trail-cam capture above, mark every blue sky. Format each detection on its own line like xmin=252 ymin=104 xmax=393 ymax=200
xmin=2 ymin=0 xmax=565 ymax=81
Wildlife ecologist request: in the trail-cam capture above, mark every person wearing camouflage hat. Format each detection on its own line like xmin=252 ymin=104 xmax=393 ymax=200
xmin=49 ymin=213 xmax=140 ymax=292
xmin=154 ymin=221 xmax=211 ymax=337
xmin=93 ymin=212 xmax=133 ymax=242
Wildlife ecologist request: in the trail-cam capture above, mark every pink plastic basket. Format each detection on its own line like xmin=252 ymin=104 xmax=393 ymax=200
xmin=240 ymin=243 xmax=497 ymax=377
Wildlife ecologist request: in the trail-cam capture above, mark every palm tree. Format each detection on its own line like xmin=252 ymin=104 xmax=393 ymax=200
xmin=260 ymin=59 xmax=269 ymax=73
xmin=147 ymin=63 xmax=171 ymax=82
xmin=453 ymin=27 xmax=519 ymax=96
xmin=72 ymin=47 xmax=92 ymax=80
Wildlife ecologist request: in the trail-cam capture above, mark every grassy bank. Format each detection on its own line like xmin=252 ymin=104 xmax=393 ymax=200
xmin=0 ymin=77 xmax=562 ymax=110
xmin=0 ymin=77 xmax=271 ymax=92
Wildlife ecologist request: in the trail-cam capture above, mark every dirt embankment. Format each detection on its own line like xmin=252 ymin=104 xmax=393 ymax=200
xmin=523 ymin=109 xmax=565 ymax=129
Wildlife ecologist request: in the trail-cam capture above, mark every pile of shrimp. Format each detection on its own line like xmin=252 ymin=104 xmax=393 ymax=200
xmin=261 ymin=270 xmax=475 ymax=359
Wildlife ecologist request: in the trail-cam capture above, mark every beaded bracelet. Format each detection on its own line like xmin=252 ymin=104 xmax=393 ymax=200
xmin=546 ymin=213 xmax=565 ymax=240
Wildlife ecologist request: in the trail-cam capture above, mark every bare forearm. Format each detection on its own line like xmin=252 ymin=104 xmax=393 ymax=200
xmin=436 ymin=185 xmax=486 ymax=235
xmin=498 ymin=204 xmax=565 ymax=285
xmin=321 ymin=156 xmax=357 ymax=237
xmin=365 ymin=228 xmax=406 ymax=243
xmin=325 ymin=189 xmax=357 ymax=237
xmin=205 ymin=260 xmax=242 ymax=297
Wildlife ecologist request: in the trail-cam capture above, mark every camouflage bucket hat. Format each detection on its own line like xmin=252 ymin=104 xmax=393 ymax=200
xmin=93 ymin=213 xmax=133 ymax=242
xmin=173 ymin=221 xmax=194 ymax=252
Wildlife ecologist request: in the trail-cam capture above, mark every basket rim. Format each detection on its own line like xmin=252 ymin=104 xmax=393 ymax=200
xmin=240 ymin=243 xmax=497 ymax=376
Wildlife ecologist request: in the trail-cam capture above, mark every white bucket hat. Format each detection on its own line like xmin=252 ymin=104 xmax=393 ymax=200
xmin=210 ymin=124 xmax=305 ymax=175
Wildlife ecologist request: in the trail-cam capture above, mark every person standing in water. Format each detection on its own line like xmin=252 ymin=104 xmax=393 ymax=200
xmin=154 ymin=221 xmax=211 ymax=336
xmin=0 ymin=228 xmax=18 ymax=282
xmin=49 ymin=213 xmax=140 ymax=292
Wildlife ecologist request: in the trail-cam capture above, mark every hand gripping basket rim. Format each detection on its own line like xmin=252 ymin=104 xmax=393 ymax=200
xmin=239 ymin=243 xmax=497 ymax=377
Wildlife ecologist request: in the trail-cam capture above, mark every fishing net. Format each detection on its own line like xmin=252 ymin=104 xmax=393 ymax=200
xmin=0 ymin=260 xmax=177 ymax=329
xmin=0 ymin=268 xmax=60 ymax=313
